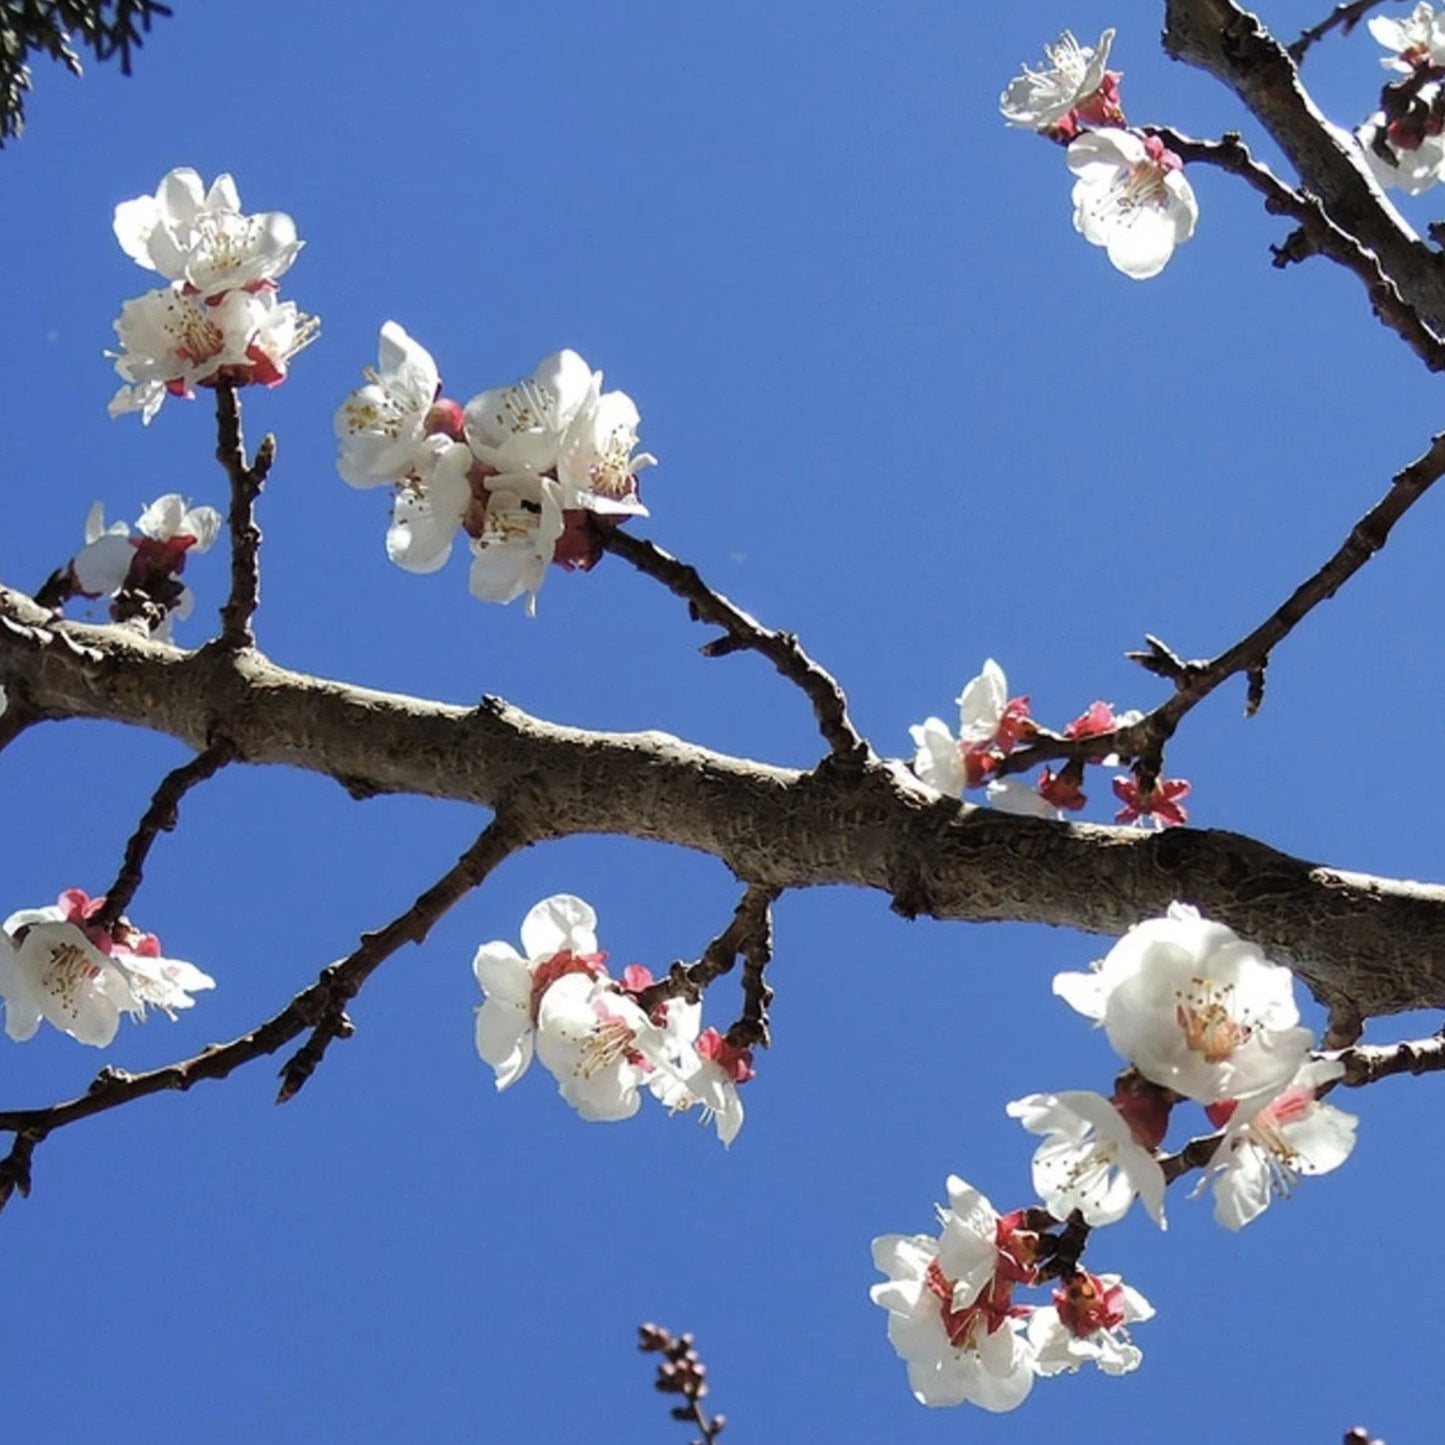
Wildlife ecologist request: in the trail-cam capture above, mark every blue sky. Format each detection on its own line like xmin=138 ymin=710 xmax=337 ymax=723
xmin=0 ymin=2 xmax=1439 ymax=1440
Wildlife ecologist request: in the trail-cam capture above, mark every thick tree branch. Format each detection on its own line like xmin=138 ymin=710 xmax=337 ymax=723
xmin=6 ymin=584 xmax=1445 ymax=1018
xmin=0 ymin=814 xmax=532 ymax=1205
xmin=1162 ymin=0 xmax=1445 ymax=331
xmin=603 ymin=528 xmax=868 ymax=763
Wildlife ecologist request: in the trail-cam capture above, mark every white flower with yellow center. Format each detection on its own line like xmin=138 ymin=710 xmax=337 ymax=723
xmin=463 ymin=350 xmax=595 ymax=475
xmin=1000 ymin=29 xmax=1116 ymax=131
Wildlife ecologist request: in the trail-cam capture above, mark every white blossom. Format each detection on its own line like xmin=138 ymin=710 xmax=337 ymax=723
xmin=385 ymin=442 xmax=474 ymax=574
xmin=1205 ymin=1058 xmax=1359 ymax=1229
xmin=1000 ymin=29 xmax=1116 ymax=132
xmin=113 ymin=167 xmax=302 ymax=297
xmin=1007 ymin=1090 xmax=1166 ymax=1228
xmin=0 ymin=890 xmax=212 ymax=1047
xmin=1357 ymin=110 xmax=1445 ymax=195
xmin=1369 ymin=3 xmax=1445 ymax=71
xmin=557 ymin=386 xmax=655 ymax=516
xmin=650 ymin=1024 xmax=752 ymax=1145
xmin=463 ymin=350 xmax=595 ymax=476
xmin=1068 ymin=128 xmax=1198 ymax=280
xmin=336 ymin=322 xmax=449 ymax=488
xmin=473 ymin=894 xmax=603 ymax=1091
xmin=467 ymin=473 xmax=566 ymax=615
xmin=1027 ymin=1271 xmax=1153 ymax=1377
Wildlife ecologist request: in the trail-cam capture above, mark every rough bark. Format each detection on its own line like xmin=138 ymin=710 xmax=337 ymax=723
xmin=3 ymin=583 xmax=1441 ymax=1021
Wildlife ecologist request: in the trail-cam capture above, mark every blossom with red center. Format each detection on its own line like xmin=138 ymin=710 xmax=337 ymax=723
xmin=1068 ymin=127 xmax=1198 ymax=280
xmin=473 ymin=895 xmax=606 ymax=1091
xmin=1113 ymin=773 xmax=1190 ymax=828
xmin=650 ymin=1023 xmax=754 ymax=1145
xmin=1028 ymin=1270 xmax=1153 ymax=1377
xmin=1204 ymin=1058 xmax=1359 ymax=1229
xmin=870 ymin=1177 xmax=1037 ymax=1411
xmin=1053 ymin=902 xmax=1314 ymax=1105
xmin=909 ymin=660 xmax=1035 ymax=798
xmin=0 ymin=890 xmax=212 ymax=1047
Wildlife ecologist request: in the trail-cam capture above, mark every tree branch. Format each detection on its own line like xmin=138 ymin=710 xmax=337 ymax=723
xmin=1289 ymin=1 xmax=1394 ymax=62
xmin=0 ymin=814 xmax=532 ymax=1206
xmin=1146 ymin=127 xmax=1445 ymax=370
xmin=91 ymin=739 xmax=240 ymax=931
xmin=1162 ymin=0 xmax=1445 ymax=330
xmin=212 ymin=383 xmax=274 ymax=649
xmin=7 ymin=583 xmax=1445 ymax=1017
xmin=602 ymin=528 xmax=868 ymax=763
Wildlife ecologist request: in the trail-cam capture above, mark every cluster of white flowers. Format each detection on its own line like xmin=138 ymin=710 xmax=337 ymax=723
xmin=474 ymin=895 xmax=750 ymax=1143
xmin=909 ymin=657 xmax=1189 ymax=827
xmin=1358 ymin=4 xmax=1445 ymax=193
xmin=0 ymin=889 xmax=212 ymax=1048
xmin=1002 ymin=31 xmax=1198 ymax=279
xmin=335 ymin=327 xmax=655 ymax=615
xmin=871 ymin=1175 xmax=1153 ymax=1409
xmin=872 ymin=904 xmax=1357 ymax=1412
xmin=108 ymin=168 xmax=317 ymax=423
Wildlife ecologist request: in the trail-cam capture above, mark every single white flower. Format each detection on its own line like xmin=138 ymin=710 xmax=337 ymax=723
xmin=108 ymin=287 xmax=316 ymax=423
xmin=467 ymin=473 xmax=566 ymax=615
xmin=1369 ymin=3 xmax=1445 ymax=71
xmin=1053 ymin=903 xmax=1313 ymax=1105
xmin=336 ymin=322 xmax=449 ymax=489
xmin=1000 ymin=29 xmax=1116 ymax=132
xmin=909 ymin=660 xmax=1033 ymax=796
xmin=473 ymin=894 xmax=604 ymax=1091
xmin=534 ymin=972 xmax=675 ymax=1121
xmin=870 ymin=1178 xmax=1038 ymax=1412
xmin=1357 ymin=111 xmax=1445 ymax=195
xmin=463 ymin=349 xmax=595 ymax=475
xmin=1068 ymin=128 xmax=1198 ymax=280
xmin=385 ymin=441 xmax=474 ymax=574
xmin=1027 ymin=1270 xmax=1153 ymax=1377
xmin=113 ymin=167 xmax=302 ymax=297
xmin=0 ymin=889 xmax=212 ymax=1047
xmin=557 ymin=386 xmax=655 ymax=516
xmin=650 ymin=1024 xmax=752 ymax=1145
xmin=1007 ymin=1090 xmax=1166 ymax=1228
xmin=1205 ymin=1058 xmax=1358 ymax=1230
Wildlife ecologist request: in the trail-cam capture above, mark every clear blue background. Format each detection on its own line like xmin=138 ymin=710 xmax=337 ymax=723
xmin=0 ymin=3 xmax=1436 ymax=1440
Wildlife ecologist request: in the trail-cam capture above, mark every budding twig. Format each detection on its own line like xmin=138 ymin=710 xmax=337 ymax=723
xmin=638 ymin=1324 xmax=727 ymax=1444
xmin=601 ymin=529 xmax=869 ymax=764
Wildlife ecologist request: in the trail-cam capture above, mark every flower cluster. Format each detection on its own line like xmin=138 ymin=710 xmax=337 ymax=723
xmin=1051 ymin=903 xmax=1357 ymax=1229
xmin=108 ymin=168 xmax=317 ymax=423
xmin=909 ymin=658 xmax=1189 ymax=827
xmin=336 ymin=327 xmax=655 ymax=614
xmin=1358 ymin=5 xmax=1445 ymax=193
xmin=473 ymin=895 xmax=750 ymax=1142
xmin=871 ymin=1175 xmax=1152 ymax=1409
xmin=873 ymin=905 xmax=1357 ymax=1412
xmin=0 ymin=889 xmax=213 ymax=1048
xmin=1002 ymin=30 xmax=1197 ymax=279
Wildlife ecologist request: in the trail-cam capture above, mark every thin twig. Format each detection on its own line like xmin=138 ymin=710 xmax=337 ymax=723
xmin=1289 ymin=0 xmax=1394 ymax=61
xmin=634 ymin=883 xmax=779 ymax=1027
xmin=602 ymin=529 xmax=868 ymax=763
xmin=213 ymin=383 xmax=275 ymax=648
xmin=1147 ymin=128 xmax=1445 ymax=372
xmin=91 ymin=740 xmax=240 ymax=931
xmin=638 ymin=1324 xmax=727 ymax=1444
xmin=997 ymin=428 xmax=1445 ymax=780
xmin=0 ymin=815 xmax=530 ymax=1210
